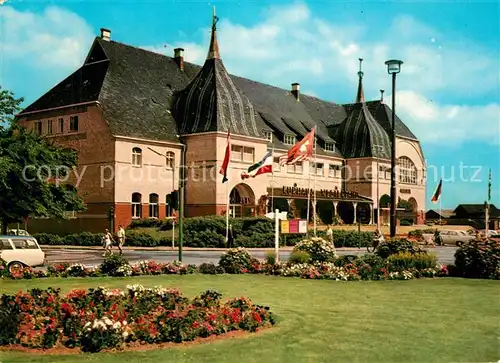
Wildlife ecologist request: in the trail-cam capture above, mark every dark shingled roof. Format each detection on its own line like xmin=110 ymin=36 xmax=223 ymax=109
xmin=453 ymin=204 xmax=500 ymax=217
xmin=336 ymin=103 xmax=391 ymax=159
xmin=19 ymin=31 xmax=420 ymax=158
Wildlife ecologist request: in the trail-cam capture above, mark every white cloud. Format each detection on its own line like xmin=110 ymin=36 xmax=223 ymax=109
xmin=0 ymin=6 xmax=94 ymax=70
xmin=388 ymin=91 xmax=500 ymax=145
xmin=162 ymin=2 xmax=498 ymax=145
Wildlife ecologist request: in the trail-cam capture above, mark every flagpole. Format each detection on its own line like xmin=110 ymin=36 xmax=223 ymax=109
xmin=439 ymin=193 xmax=442 ymax=225
xmin=306 ymin=161 xmax=312 ymax=237
xmin=313 ymin=127 xmax=317 ymax=236
xmin=225 ymin=130 xmax=230 ymax=244
xmin=271 ymin=144 xmax=275 ymax=213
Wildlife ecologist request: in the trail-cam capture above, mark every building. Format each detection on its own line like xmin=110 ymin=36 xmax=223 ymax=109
xmin=16 ymin=15 xmax=426 ymax=233
xmin=425 ymin=209 xmax=455 ymax=222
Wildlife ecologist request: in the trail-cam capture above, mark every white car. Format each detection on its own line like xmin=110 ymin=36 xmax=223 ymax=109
xmin=0 ymin=236 xmax=45 ymax=273
xmin=7 ymin=229 xmax=31 ymax=236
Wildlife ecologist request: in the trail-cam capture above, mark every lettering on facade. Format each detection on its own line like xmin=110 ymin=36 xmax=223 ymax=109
xmin=281 ymin=186 xmax=360 ymax=200
xmin=400 ymin=188 xmax=411 ymax=194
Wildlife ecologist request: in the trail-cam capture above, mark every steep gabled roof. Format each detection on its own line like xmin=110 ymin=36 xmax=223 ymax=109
xmin=172 ymin=15 xmax=260 ymax=137
xmin=18 ymin=24 xmax=420 ymax=157
xmin=336 ymin=103 xmax=391 ymax=159
xmin=453 ymin=204 xmax=500 ymax=217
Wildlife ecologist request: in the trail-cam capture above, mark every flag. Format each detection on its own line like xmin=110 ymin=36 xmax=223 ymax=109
xmin=488 ymin=169 xmax=491 ymax=201
xmin=279 ymin=128 xmax=315 ymax=165
xmin=219 ymin=130 xmax=230 ymax=183
xmin=241 ymin=150 xmax=273 ymax=179
xmin=431 ymin=179 xmax=442 ymax=204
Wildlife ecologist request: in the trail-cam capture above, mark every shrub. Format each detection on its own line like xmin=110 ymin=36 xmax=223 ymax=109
xmin=265 ymin=251 xmax=277 ymax=265
xmin=334 ymin=254 xmax=360 ymax=267
xmin=375 ymin=239 xmax=425 ymax=259
xmin=331 ymin=230 xmax=372 ymax=247
xmin=388 ymin=252 xmax=437 ymax=271
xmin=128 ymin=218 xmax=164 ymax=229
xmin=0 ymin=294 xmax=20 ymax=345
xmin=293 ymin=237 xmax=336 ymax=262
xmin=32 ymin=233 xmax=63 ymax=245
xmin=400 ymin=220 xmax=412 ymax=226
xmin=218 ymin=248 xmax=253 ymax=273
xmin=198 ymin=262 xmax=221 ymax=275
xmin=453 ymin=240 xmax=500 ymax=279
xmin=79 ymin=317 xmax=130 ymax=352
xmin=64 ymin=232 xmax=103 ymax=246
xmin=288 ymin=251 xmax=310 ymax=265
xmin=99 ymin=254 xmax=131 ymax=276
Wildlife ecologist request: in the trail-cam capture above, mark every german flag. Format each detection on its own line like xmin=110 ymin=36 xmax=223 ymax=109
xmin=431 ymin=179 xmax=442 ymax=204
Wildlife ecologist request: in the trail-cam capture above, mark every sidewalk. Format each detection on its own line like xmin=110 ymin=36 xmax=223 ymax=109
xmin=40 ymin=245 xmax=381 ymax=252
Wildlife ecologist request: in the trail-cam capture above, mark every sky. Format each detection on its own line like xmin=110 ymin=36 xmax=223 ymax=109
xmin=1 ymin=0 xmax=499 ymax=210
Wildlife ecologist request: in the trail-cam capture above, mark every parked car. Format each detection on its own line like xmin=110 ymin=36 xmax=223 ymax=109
xmin=438 ymin=230 xmax=475 ymax=246
xmin=0 ymin=236 xmax=45 ymax=273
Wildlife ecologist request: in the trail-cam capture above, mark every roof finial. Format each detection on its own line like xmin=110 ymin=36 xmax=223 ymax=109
xmin=207 ymin=6 xmax=220 ymax=59
xmin=355 ymin=57 xmax=365 ymax=103
xmin=380 ymin=89 xmax=385 ymax=103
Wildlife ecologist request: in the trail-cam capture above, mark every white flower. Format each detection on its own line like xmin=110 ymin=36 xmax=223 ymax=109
xmin=122 ymin=331 xmax=129 ymax=338
xmin=113 ymin=322 xmax=121 ymax=329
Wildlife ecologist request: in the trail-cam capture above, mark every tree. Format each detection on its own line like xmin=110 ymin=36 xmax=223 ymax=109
xmin=0 ymin=90 xmax=85 ymax=234
xmin=0 ymin=87 xmax=24 ymax=125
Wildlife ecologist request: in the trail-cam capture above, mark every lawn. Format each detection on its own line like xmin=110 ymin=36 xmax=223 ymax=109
xmin=1 ymin=275 xmax=498 ymax=363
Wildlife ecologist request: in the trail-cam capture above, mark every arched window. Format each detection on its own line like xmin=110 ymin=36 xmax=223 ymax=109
xmin=165 ymin=195 xmax=172 ymax=217
xmin=132 ymin=193 xmax=142 ymax=219
xmin=398 ymin=156 xmax=417 ymax=185
xmin=132 ymin=147 xmax=142 ymax=167
xmin=149 ymin=193 xmax=159 ymax=218
xmin=166 ymin=151 xmax=175 ymax=169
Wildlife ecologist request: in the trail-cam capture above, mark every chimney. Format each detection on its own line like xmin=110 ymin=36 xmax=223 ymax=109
xmin=291 ymin=83 xmax=300 ymax=101
xmin=174 ymin=48 xmax=184 ymax=71
xmin=380 ymin=89 xmax=385 ymax=103
xmin=100 ymin=28 xmax=111 ymax=41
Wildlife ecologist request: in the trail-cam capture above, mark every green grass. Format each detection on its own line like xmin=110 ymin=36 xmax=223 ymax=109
xmin=0 ymin=275 xmax=498 ymax=362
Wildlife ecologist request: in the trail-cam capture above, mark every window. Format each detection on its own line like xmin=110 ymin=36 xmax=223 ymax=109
xmin=310 ymin=162 xmax=324 ymax=176
xmin=166 ymin=151 xmax=175 ymax=169
xmin=58 ymin=118 xmax=64 ymax=133
xmin=284 ymin=134 xmax=296 ymax=145
xmin=398 ymin=156 xmax=417 ymax=184
xmin=385 ymin=167 xmax=391 ymax=180
xmin=263 ymin=131 xmax=272 ymax=143
xmin=325 ymin=143 xmax=335 ymax=152
xmin=149 ymin=193 xmax=159 ymax=218
xmin=243 ymin=147 xmax=254 ymax=163
xmin=34 ymin=121 xmax=42 ymax=135
xmin=289 ymin=161 xmax=303 ymax=174
xmin=69 ymin=116 xmax=79 ymax=132
xmin=0 ymin=239 xmax=12 ymax=250
xmin=132 ymin=147 xmax=142 ymax=167
xmin=273 ymin=157 xmax=281 ymax=172
xmin=47 ymin=120 xmax=53 ymax=134
xmin=329 ymin=164 xmax=341 ymax=178
xmin=166 ymin=195 xmax=173 ymax=218
xmin=132 ymin=193 xmax=142 ymax=219
xmin=230 ymin=145 xmax=243 ymax=161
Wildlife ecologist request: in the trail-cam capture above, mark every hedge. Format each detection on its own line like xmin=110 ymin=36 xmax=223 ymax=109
xmin=32 ymin=216 xmax=373 ymax=248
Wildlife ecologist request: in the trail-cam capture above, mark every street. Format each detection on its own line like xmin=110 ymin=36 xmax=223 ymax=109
xmin=44 ymin=246 xmax=458 ymax=267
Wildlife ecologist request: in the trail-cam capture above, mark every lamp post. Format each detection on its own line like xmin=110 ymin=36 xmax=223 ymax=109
xmin=384 ymin=59 xmax=403 ymax=238
xmin=148 ymin=141 xmax=185 ymax=262
xmin=372 ymin=144 xmax=384 ymax=231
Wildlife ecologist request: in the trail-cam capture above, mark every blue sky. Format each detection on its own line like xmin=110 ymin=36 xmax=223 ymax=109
xmin=1 ymin=0 xmax=499 ymax=209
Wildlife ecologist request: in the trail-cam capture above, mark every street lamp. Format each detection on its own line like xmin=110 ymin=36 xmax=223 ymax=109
xmin=372 ymin=144 xmax=384 ymax=231
xmin=384 ymin=59 xmax=403 ymax=238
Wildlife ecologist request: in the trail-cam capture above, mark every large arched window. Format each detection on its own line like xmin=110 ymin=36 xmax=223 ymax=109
xmin=149 ymin=193 xmax=159 ymax=218
xmin=398 ymin=156 xmax=417 ymax=185
xmin=132 ymin=147 xmax=142 ymax=167
xmin=132 ymin=193 xmax=142 ymax=219
xmin=166 ymin=151 xmax=175 ymax=169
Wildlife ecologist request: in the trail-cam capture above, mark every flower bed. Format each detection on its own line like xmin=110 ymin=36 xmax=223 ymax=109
xmin=0 ymin=285 xmax=275 ymax=353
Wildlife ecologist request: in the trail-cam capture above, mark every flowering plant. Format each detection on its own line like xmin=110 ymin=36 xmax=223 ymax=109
xmin=293 ymin=237 xmax=337 ymax=262
xmin=79 ymin=317 xmax=132 ymax=352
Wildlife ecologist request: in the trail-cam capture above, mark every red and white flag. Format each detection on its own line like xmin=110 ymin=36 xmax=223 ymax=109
xmin=219 ymin=130 xmax=230 ymax=183
xmin=279 ymin=128 xmax=315 ymax=165
xmin=431 ymin=179 xmax=442 ymax=204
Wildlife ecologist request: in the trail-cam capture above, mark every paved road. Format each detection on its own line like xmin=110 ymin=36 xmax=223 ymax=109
xmin=44 ymin=246 xmax=457 ymax=267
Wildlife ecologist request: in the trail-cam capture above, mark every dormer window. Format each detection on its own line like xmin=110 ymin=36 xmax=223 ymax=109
xmin=284 ymin=134 xmax=295 ymax=145
xmin=325 ymin=143 xmax=335 ymax=152
xmin=263 ymin=131 xmax=272 ymax=143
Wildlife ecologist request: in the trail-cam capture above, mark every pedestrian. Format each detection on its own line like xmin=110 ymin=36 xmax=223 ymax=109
xmin=227 ymin=224 xmax=234 ymax=249
xmin=117 ymin=225 xmax=126 ymax=255
xmin=102 ymin=228 xmax=114 ymax=257
xmin=326 ymin=224 xmax=334 ymax=246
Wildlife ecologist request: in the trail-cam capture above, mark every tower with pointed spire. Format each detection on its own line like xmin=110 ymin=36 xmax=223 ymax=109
xmin=356 ymin=58 xmax=365 ymax=103
xmin=172 ymin=6 xmax=259 ymax=137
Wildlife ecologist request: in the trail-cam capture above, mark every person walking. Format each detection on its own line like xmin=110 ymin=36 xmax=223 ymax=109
xmin=117 ymin=225 xmax=126 ymax=255
xmin=102 ymin=229 xmax=114 ymax=257
xmin=326 ymin=224 xmax=334 ymax=245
